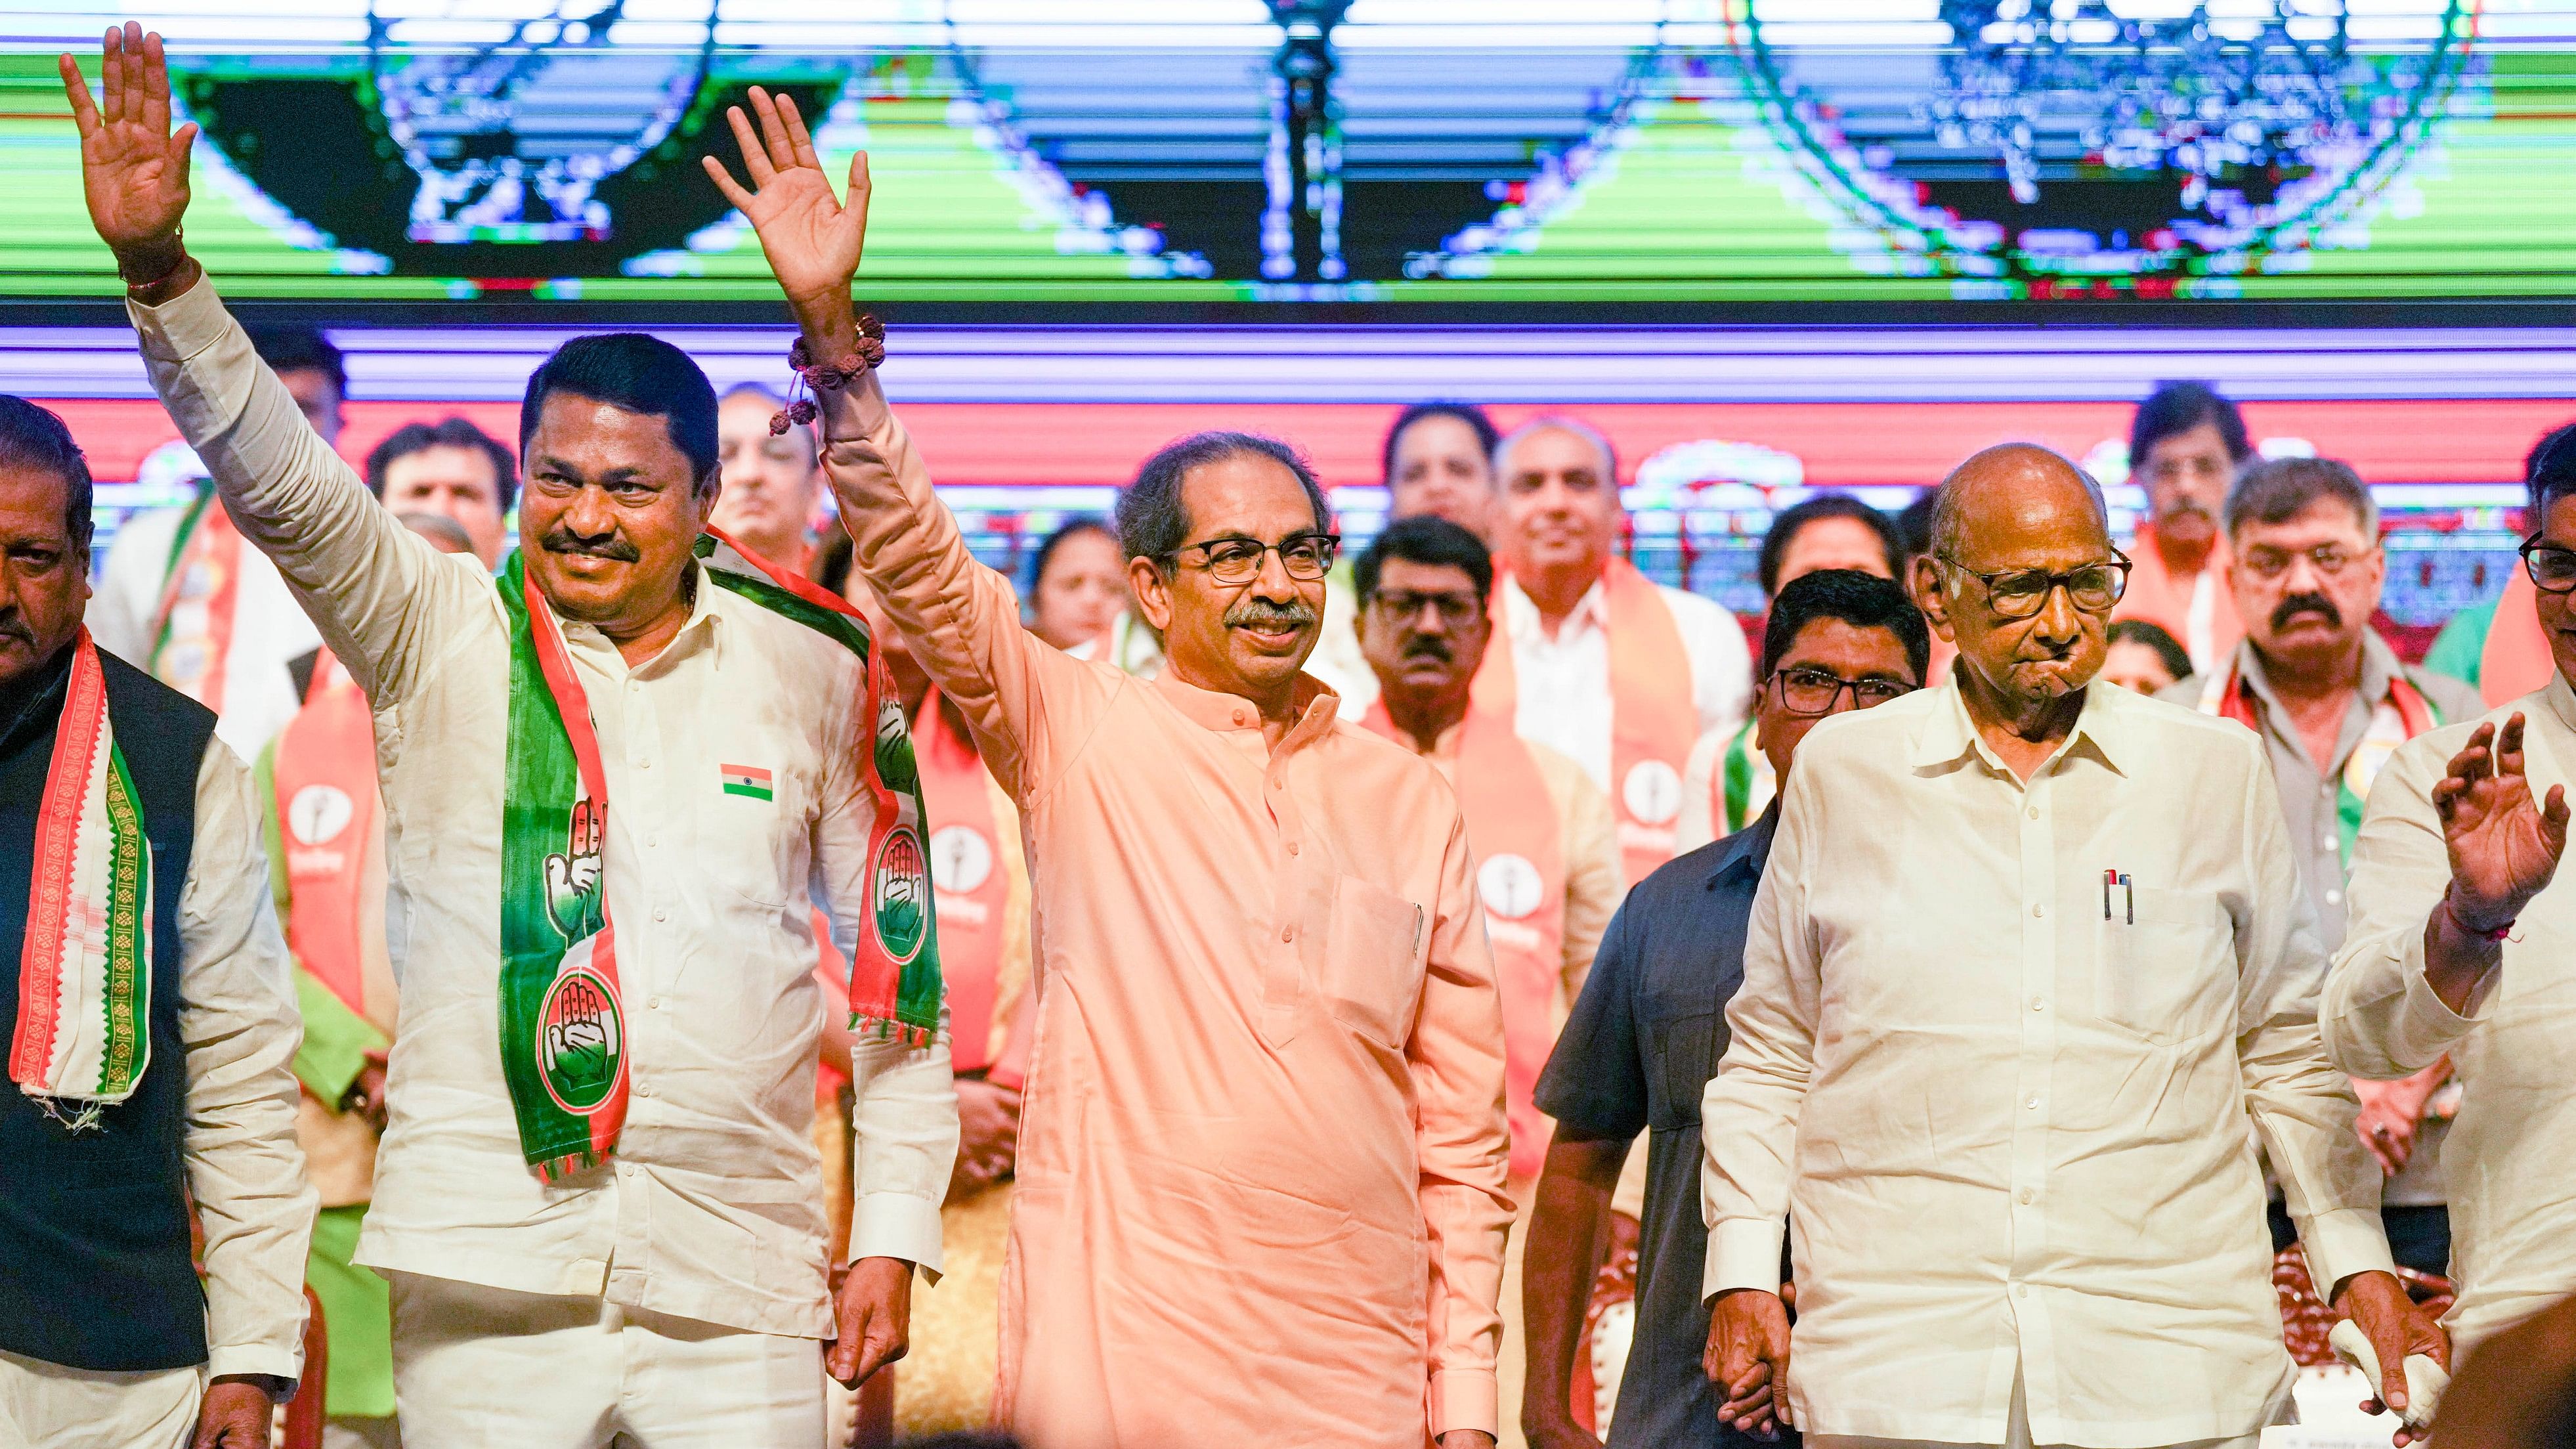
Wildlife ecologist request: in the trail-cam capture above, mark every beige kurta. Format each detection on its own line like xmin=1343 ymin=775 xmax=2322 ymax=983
xmin=820 ymin=372 xmax=1514 ymax=1447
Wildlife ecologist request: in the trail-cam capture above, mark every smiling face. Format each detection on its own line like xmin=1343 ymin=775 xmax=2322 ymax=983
xmin=1498 ymin=425 xmax=1621 ymax=580
xmin=1386 ymin=414 xmax=1498 ymax=538
xmin=712 ymin=391 xmax=821 ymax=567
xmin=1031 ymin=526 xmax=1128 ymax=652
xmin=517 ymin=393 xmax=712 ymax=634
xmin=2230 ymin=496 xmax=2382 ymax=672
xmin=2140 ymin=420 xmax=2237 ymax=555
xmin=0 ymin=464 xmax=88 ymax=688
xmin=1128 ymin=452 xmax=1329 ymax=702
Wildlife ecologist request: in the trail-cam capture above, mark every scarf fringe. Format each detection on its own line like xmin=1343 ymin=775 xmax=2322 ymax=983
xmin=27 ymin=1092 xmax=105 ymax=1134
xmin=849 ymin=1012 xmax=935 ymax=1049
xmin=530 ymin=1146 xmax=611 ymax=1185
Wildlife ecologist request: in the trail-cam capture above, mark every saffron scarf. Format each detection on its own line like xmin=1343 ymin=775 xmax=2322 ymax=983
xmin=11 ymin=630 xmax=154 ymax=1121
xmin=496 ymin=534 xmax=944 ymax=1182
xmin=146 ymin=483 xmax=244 ymax=715
xmin=2198 ymin=658 xmax=2441 ymax=869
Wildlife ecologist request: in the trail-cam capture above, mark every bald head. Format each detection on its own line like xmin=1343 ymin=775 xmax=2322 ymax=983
xmin=1929 ymin=444 xmax=2109 ymax=566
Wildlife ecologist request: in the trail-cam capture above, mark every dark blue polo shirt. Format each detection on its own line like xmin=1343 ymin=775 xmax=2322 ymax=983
xmin=1535 ymin=808 xmax=1779 ymax=1449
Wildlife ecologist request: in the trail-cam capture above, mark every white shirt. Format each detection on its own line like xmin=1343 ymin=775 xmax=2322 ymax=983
xmin=1496 ymin=573 xmax=1751 ymax=796
xmin=133 ymin=280 xmax=958 ymax=1341
xmin=90 ymin=502 xmax=322 ymax=760
xmin=2327 ymin=673 xmax=2576 ymax=1353
xmin=1702 ymin=681 xmax=2392 ymax=1448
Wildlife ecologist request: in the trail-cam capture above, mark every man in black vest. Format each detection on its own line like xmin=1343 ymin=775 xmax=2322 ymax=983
xmin=0 ymin=395 xmax=314 ymax=1448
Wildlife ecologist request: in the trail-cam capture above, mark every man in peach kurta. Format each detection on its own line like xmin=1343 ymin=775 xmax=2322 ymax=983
xmin=706 ymin=95 xmax=1514 ymax=1449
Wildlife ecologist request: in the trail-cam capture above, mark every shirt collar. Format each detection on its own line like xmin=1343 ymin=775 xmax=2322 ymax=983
xmin=1151 ymin=668 xmax=1342 ymax=752
xmin=1501 ymin=571 xmax=1610 ymax=640
xmin=1709 ymin=802 xmax=1778 ymax=886
xmin=557 ymin=560 xmax=727 ymax=672
xmin=2231 ymin=630 xmax=2404 ymax=714
xmin=1908 ymin=677 xmax=2129 ymax=778
xmin=2546 ymin=668 xmax=2576 ymax=739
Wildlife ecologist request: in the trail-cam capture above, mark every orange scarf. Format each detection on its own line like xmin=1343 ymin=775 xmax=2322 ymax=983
xmin=270 ymin=651 xmax=382 ymax=1022
xmin=1474 ymin=557 xmax=1696 ymax=885
xmin=915 ymin=688 xmax=1012 ymax=1075
xmin=1363 ymin=703 xmax=1566 ymax=1178
xmin=146 ymin=487 xmax=244 ymax=716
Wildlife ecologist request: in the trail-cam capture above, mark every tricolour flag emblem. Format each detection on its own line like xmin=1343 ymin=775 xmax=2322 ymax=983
xmin=720 ymin=764 xmax=773 ymax=801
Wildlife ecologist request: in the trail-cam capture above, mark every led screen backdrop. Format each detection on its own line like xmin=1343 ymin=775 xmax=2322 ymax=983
xmin=4 ymin=1 xmax=2575 ymax=307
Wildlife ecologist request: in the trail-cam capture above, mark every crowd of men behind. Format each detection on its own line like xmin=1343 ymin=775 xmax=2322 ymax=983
xmin=17 ymin=36 xmax=2576 ymax=1449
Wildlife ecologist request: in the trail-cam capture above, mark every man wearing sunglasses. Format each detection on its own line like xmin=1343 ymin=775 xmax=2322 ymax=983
xmin=1526 ymin=569 xmax=1925 ymax=1449
xmin=1704 ymin=444 xmax=2440 ymax=1449
xmin=2327 ymin=428 xmax=2576 ymax=1370
xmin=2164 ymin=458 xmax=2478 ymax=1284
xmin=710 ymin=98 xmax=1513 ymax=1449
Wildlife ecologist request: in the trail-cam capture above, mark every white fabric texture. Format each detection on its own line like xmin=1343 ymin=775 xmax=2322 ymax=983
xmin=89 ymin=503 xmax=320 ymax=758
xmin=0 ymin=1349 xmax=200 ymax=1449
xmin=1493 ymin=573 xmax=1753 ymax=796
xmin=129 ymin=278 xmax=956 ymax=1341
xmin=386 ymin=1272 xmax=827 ymax=1449
xmin=1703 ymin=680 xmax=2392 ymax=1448
xmin=2327 ymin=672 xmax=2576 ymax=1353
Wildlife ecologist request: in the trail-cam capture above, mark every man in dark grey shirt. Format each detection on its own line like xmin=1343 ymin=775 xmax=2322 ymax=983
xmin=1518 ymin=571 xmax=1927 ymax=1449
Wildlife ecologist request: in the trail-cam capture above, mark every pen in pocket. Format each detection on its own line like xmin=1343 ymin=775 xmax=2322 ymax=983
xmin=2102 ymin=869 xmax=2133 ymax=923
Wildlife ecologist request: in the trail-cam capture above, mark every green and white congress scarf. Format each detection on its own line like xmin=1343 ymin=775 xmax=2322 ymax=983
xmin=2198 ymin=659 xmax=2442 ymax=870
xmin=11 ymin=630 xmax=154 ymax=1127
xmin=495 ymin=533 xmax=943 ymax=1182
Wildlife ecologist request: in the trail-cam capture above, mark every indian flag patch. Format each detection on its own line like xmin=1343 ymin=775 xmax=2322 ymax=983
xmin=720 ymin=764 xmax=773 ymax=801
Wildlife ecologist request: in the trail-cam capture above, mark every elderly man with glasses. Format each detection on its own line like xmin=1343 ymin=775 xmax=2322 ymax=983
xmin=705 ymin=96 xmax=1513 ymax=1449
xmin=1702 ymin=444 xmax=2442 ymax=1449
xmin=2160 ymin=458 xmax=2478 ymax=1285
xmin=2326 ymin=424 xmax=2576 ymax=1366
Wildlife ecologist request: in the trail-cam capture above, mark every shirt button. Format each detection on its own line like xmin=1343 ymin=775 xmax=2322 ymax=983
xmin=2026 ymin=1095 xmax=2040 ymax=1110
xmin=2031 ymin=998 xmax=2046 ymax=1012
xmin=2019 ymin=1188 xmax=2034 ymax=1205
xmin=636 ymin=1081 xmax=653 ymax=1098
xmin=2027 ymin=806 xmax=2040 ymax=820
xmin=647 ymin=997 xmax=664 ymax=1010
xmin=2321 ymin=834 xmax=2337 ymax=850
xmin=2032 ymin=904 xmax=2045 ymax=919
xmin=1233 ymin=710 xmax=1247 ymax=725
xmin=1281 ymin=926 xmax=1294 ymax=943
xmin=638 ymin=757 xmax=652 ymax=770
xmin=2015 ymin=1284 xmax=2029 ymax=1299
xmin=1286 ymin=841 xmax=1299 ymax=855
xmin=2326 ymin=889 xmax=2343 ymax=905
xmin=653 ymin=906 xmax=669 ymax=923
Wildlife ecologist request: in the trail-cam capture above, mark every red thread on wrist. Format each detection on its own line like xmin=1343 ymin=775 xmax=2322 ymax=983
xmin=2443 ymin=894 xmax=2516 ymax=943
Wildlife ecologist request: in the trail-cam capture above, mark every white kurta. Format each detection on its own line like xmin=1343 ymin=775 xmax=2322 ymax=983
xmin=1703 ymin=680 xmax=2392 ymax=1448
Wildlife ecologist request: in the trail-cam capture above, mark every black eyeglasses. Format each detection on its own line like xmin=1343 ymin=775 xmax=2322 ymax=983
xmin=1769 ymin=666 xmax=1916 ymax=717
xmin=1937 ymin=550 xmax=2132 ymax=620
xmin=1367 ymin=589 xmax=1481 ymax=628
xmin=1162 ymin=532 xmax=1341 ymax=585
xmin=2522 ymin=534 xmax=2576 ymax=595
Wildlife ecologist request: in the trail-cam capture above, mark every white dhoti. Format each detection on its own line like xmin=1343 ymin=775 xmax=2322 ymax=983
xmin=0 ymin=1348 xmax=201 ymax=1449
xmin=387 ymin=1273 xmax=828 ymax=1449
xmin=1809 ymin=1372 xmax=2265 ymax=1449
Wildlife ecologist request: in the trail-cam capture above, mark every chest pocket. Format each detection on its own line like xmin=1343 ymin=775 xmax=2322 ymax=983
xmin=2095 ymin=884 xmax=2231 ymax=1045
xmin=1645 ymin=1006 xmax=1722 ymax=1131
xmin=700 ymin=755 xmax=812 ymax=913
xmin=1322 ymin=875 xmax=1429 ymax=1052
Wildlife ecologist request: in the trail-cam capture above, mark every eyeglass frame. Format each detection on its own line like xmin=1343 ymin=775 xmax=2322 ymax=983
xmin=1363 ymin=587 xmax=1485 ymax=629
xmin=1933 ymin=548 xmax=2134 ymax=620
xmin=1765 ymin=665 xmax=1918 ymax=718
xmin=1157 ymin=530 xmax=1343 ymax=585
xmin=2520 ymin=532 xmax=2576 ymax=595
xmin=2236 ymin=540 xmax=2371 ymax=582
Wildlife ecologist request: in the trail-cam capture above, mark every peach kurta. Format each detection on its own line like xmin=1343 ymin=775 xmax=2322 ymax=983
xmin=820 ymin=373 xmax=1514 ymax=1447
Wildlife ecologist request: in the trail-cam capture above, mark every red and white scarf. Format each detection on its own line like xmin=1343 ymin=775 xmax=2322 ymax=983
xmin=11 ymin=631 xmax=155 ymax=1123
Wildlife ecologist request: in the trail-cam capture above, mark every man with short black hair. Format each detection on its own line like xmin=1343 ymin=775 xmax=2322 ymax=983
xmin=363 ymin=416 xmax=515 ymax=569
xmin=2113 ymin=380 xmax=2254 ymax=671
xmin=708 ymin=93 xmax=1512 ymax=1448
xmin=2162 ymin=458 xmax=2476 ymax=1278
xmin=74 ymin=30 xmax=958 ymax=1443
xmin=0 ymin=393 xmax=315 ymax=1449
xmin=1526 ymin=569 xmax=1925 ymax=1449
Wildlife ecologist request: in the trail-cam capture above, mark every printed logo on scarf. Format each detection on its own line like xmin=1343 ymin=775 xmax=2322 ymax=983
xmin=1477 ymin=853 xmax=1546 ymax=920
xmin=536 ymin=946 xmax=624 ymax=1115
xmin=543 ymin=798 xmax=607 ymax=943
xmin=871 ymin=824 xmax=932 ymax=965
xmin=1621 ymin=759 xmax=1684 ymax=826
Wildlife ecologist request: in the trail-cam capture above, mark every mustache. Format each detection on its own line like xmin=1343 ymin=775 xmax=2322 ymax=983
xmin=2271 ymin=592 xmax=2343 ymax=631
xmin=0 ymin=612 xmax=31 ymax=646
xmin=1401 ymin=637 xmax=1453 ymax=664
xmin=1224 ymin=597 xmax=1318 ymax=632
xmin=540 ymin=525 xmax=641 ymax=563
xmin=2158 ymin=496 xmax=2215 ymax=522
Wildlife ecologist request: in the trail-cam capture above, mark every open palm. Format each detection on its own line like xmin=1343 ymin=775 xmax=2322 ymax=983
xmin=702 ymin=87 xmax=869 ymax=308
xmin=58 ymin=24 xmax=194 ymax=271
xmin=2436 ymin=712 xmax=2571 ymax=928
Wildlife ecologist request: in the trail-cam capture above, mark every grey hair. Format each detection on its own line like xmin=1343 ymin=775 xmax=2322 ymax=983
xmin=2225 ymin=456 xmax=2377 ymax=538
xmin=1493 ymin=415 xmax=1619 ymax=490
xmin=1116 ymin=431 xmax=1331 ymax=565
xmin=1927 ymin=446 xmax=2107 ymax=563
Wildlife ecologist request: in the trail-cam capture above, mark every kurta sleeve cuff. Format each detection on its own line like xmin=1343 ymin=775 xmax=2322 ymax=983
xmin=817 ymin=367 xmax=894 ymax=442
xmin=2395 ymin=932 xmax=2496 ymax=1057
xmin=848 ymin=1190 xmax=946 ymax=1282
xmin=1705 ymin=1217 xmax=1789 ymax=1301
xmin=2302 ymin=1205 xmax=2401 ymax=1301
xmin=1428 ymin=1366 xmax=1498 ymax=1439
xmin=207 ymin=1342 xmax=304 ymax=1385
xmin=126 ymin=274 xmax=234 ymax=363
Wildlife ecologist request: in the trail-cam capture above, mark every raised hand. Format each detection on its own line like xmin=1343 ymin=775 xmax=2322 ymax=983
xmin=701 ymin=88 xmax=869 ymax=324
xmin=2434 ymin=712 xmax=2571 ymax=933
xmin=58 ymin=23 xmax=196 ymax=283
